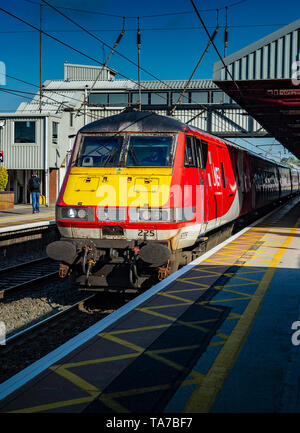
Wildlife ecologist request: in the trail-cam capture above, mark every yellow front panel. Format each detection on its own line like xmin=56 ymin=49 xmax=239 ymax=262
xmin=63 ymin=167 xmax=173 ymax=208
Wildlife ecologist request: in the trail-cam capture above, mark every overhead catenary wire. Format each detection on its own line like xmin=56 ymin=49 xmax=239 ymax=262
xmin=24 ymin=0 xmax=248 ymax=19
xmin=189 ymin=0 xmax=242 ymax=97
xmin=224 ymin=6 xmax=228 ymax=57
xmin=0 ymin=78 xmax=270 ymax=157
xmin=76 ymin=17 xmax=126 ymax=118
xmin=40 ymin=0 xmax=210 ymax=99
xmin=39 ymin=3 xmax=43 ymax=113
xmin=0 ymin=23 xmax=289 ymax=34
xmin=0 ymin=4 xmax=268 ymax=155
xmin=0 ymin=5 xmax=176 ymax=107
xmin=0 ymin=74 xmax=101 ymax=122
xmin=137 ymin=17 xmax=142 ymax=111
xmin=170 ymin=20 xmax=219 ymax=115
xmin=35 ymin=1 xmax=225 ymax=115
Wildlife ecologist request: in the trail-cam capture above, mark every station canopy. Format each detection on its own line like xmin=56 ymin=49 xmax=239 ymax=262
xmin=213 ymin=19 xmax=300 ymax=159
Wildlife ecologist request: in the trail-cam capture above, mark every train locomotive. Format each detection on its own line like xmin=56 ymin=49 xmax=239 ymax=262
xmin=46 ymin=110 xmax=300 ymax=289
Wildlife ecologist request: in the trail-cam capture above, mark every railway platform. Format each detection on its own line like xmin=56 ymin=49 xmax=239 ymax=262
xmin=0 ymin=204 xmax=55 ymax=230
xmin=0 ymin=196 xmax=300 ymax=413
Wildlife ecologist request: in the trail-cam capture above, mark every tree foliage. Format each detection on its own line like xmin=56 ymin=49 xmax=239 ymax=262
xmin=0 ymin=166 xmax=8 ymax=192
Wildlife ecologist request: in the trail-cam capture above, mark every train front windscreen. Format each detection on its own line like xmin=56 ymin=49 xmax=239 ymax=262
xmin=72 ymin=134 xmax=174 ymax=167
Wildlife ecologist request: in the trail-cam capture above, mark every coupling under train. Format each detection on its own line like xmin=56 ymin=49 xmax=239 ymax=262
xmin=46 ymin=110 xmax=300 ymax=289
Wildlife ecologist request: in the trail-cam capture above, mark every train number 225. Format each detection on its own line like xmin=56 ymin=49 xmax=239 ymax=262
xmin=138 ymin=229 xmax=155 ymax=237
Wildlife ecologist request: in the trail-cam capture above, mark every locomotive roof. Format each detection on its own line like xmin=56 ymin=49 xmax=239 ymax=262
xmin=78 ymin=110 xmax=299 ymax=172
xmin=79 ymin=110 xmax=190 ymax=134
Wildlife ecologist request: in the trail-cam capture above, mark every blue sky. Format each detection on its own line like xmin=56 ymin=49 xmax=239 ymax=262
xmin=0 ymin=0 xmax=299 ymax=112
xmin=0 ymin=0 xmax=299 ymax=160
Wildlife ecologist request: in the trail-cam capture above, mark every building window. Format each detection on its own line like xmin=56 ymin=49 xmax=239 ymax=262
xmin=88 ymin=93 xmax=129 ymax=106
xmin=131 ymin=92 xmax=149 ymax=105
xmin=190 ymin=91 xmax=208 ymax=104
xmin=211 ymin=91 xmax=230 ymax=104
xmin=70 ymin=112 xmax=74 ymax=127
xmin=52 ymin=122 xmax=59 ymax=144
xmin=14 ymin=121 xmax=36 ymax=143
xmin=88 ymin=93 xmax=109 ymax=105
xmin=150 ymin=92 xmax=168 ymax=105
xmin=108 ymin=93 xmax=129 ymax=106
xmin=172 ymin=91 xmax=189 ymax=105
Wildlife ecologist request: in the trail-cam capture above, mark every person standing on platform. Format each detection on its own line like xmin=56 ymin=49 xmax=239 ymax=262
xmin=28 ymin=172 xmax=41 ymax=214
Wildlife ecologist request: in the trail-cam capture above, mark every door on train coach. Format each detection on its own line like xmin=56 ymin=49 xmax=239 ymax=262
xmin=184 ymin=135 xmax=208 ymax=231
xmin=206 ymin=144 xmax=224 ymax=228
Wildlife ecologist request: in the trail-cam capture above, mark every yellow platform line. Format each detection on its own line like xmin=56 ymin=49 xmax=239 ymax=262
xmin=223 ymin=275 xmax=260 ymax=283
xmin=215 ymin=252 xmax=250 ymax=258
xmin=145 ymin=301 xmax=192 ymax=310
xmin=230 ymin=268 xmax=265 ymax=274
xmin=98 ymin=395 xmax=129 ymax=413
xmin=99 ymin=332 xmax=144 ymax=353
xmin=0 ymin=214 xmax=54 ymax=223
xmin=56 ymin=352 xmax=139 ymax=370
xmin=136 ymin=308 xmax=210 ymax=333
xmin=49 ymin=365 xmax=99 ymax=395
xmin=110 ymin=323 xmax=169 ymax=335
xmin=198 ymin=295 xmax=252 ymax=304
xmin=209 ymin=340 xmax=225 ymax=347
xmin=8 ymin=396 xmax=94 ymax=413
xmin=183 ymin=222 xmax=299 ymax=413
xmin=215 ymin=287 xmax=256 ymax=297
xmin=183 ymin=272 xmax=223 ymax=279
xmin=158 ymin=292 xmax=200 ymax=303
xmin=215 ymin=282 xmax=259 ymax=289
xmin=176 ymin=278 xmax=210 ymax=287
xmin=99 ymin=333 xmax=203 ymax=378
xmin=166 ymin=287 xmax=214 ymax=294
xmin=101 ymin=384 xmax=172 ymax=401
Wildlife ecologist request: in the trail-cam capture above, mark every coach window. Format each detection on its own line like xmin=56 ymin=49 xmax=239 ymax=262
xmin=184 ymin=136 xmax=196 ymax=167
xmin=221 ymin=162 xmax=227 ymax=188
xmin=14 ymin=121 xmax=36 ymax=143
xmin=200 ymin=140 xmax=208 ymax=168
xmin=194 ymin=138 xmax=208 ymax=169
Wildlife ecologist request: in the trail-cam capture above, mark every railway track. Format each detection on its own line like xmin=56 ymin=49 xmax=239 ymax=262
xmin=0 ymin=257 xmax=59 ymax=299
xmin=3 ymin=294 xmax=96 ymax=349
xmin=0 ymin=290 xmax=137 ymax=384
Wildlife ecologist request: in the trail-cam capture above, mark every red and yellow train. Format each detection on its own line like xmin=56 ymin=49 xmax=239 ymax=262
xmin=47 ymin=110 xmax=300 ymax=288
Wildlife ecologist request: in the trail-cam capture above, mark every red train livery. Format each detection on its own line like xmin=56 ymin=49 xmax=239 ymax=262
xmin=46 ymin=110 xmax=300 ymax=288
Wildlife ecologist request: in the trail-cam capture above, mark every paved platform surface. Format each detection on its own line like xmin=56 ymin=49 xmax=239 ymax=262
xmin=0 ymin=197 xmax=299 ymax=413
xmin=0 ymin=204 xmax=55 ymax=229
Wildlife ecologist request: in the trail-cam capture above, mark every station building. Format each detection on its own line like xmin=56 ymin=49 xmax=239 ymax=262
xmin=2 ymin=16 xmax=300 ymax=205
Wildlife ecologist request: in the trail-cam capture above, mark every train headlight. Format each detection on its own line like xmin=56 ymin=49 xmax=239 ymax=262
xmin=67 ymin=208 xmax=77 ymax=218
xmin=59 ymin=206 xmax=90 ymax=220
xmin=136 ymin=208 xmax=170 ymax=222
xmin=129 ymin=207 xmax=195 ymax=223
xmin=77 ymin=209 xmax=87 ymax=219
xmin=140 ymin=209 xmax=151 ymax=221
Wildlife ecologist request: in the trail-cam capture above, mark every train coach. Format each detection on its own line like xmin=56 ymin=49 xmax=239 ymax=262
xmin=46 ymin=110 xmax=300 ymax=289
